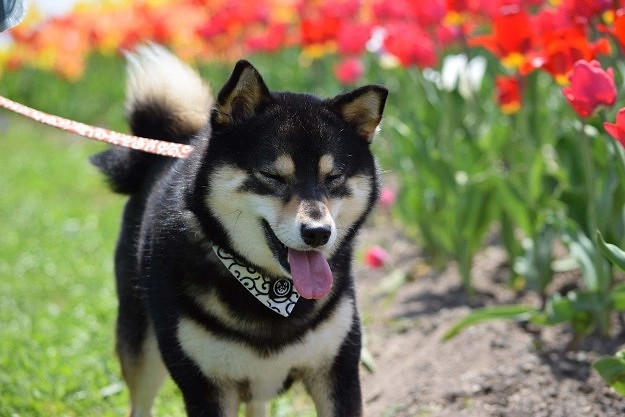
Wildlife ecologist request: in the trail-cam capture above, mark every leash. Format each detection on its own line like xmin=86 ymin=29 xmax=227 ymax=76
xmin=0 ymin=95 xmax=194 ymax=158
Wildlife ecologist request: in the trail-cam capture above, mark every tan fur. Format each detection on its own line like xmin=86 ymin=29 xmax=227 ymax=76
xmin=117 ymin=324 xmax=167 ymax=417
xmin=329 ymin=175 xmax=373 ymax=243
xmin=273 ymin=154 xmax=295 ymax=179
xmin=215 ymin=66 xmax=266 ymax=125
xmin=337 ymin=90 xmax=384 ymax=142
xmin=245 ymin=402 xmax=268 ymax=417
xmin=207 ymin=165 xmax=288 ymax=277
xmin=318 ymin=154 xmax=335 ymax=177
xmin=176 ymin=296 xmax=355 ymax=412
xmin=303 ymin=368 xmax=337 ymax=417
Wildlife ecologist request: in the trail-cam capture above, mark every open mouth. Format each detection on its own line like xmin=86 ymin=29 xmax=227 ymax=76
xmin=261 ymin=219 xmax=334 ymax=300
xmin=262 ymin=219 xmax=290 ymax=273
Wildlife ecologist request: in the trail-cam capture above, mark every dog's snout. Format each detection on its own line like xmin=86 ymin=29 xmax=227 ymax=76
xmin=301 ymin=224 xmax=331 ymax=247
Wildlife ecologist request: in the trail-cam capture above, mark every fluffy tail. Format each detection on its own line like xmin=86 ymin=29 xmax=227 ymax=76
xmin=90 ymin=44 xmax=212 ymax=194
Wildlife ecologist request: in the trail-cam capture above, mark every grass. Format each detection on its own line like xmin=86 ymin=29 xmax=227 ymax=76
xmin=0 ymin=115 xmax=315 ymax=416
xmin=0 ymin=116 xmax=136 ymax=416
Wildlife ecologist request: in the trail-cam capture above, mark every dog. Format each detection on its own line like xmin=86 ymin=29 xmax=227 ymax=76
xmin=91 ymin=45 xmax=387 ymax=417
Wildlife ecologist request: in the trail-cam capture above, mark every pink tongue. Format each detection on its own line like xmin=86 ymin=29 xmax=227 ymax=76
xmin=287 ymin=249 xmax=333 ymax=299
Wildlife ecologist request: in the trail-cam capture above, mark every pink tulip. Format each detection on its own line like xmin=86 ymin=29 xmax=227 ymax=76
xmin=334 ymin=57 xmax=364 ymax=85
xmin=562 ymin=60 xmax=616 ymax=118
xmin=364 ymin=245 xmax=389 ymax=269
xmin=379 ymin=187 xmax=396 ymax=207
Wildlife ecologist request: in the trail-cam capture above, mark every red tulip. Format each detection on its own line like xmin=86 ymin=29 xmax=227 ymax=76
xmin=246 ymin=23 xmax=287 ymax=53
xmin=383 ymin=22 xmax=437 ymax=68
xmin=337 ymin=23 xmax=372 ymax=55
xmin=373 ymin=0 xmax=418 ymax=21
xmin=300 ymin=14 xmax=341 ymax=46
xmin=602 ymin=9 xmax=625 ymax=53
xmin=523 ymin=25 xmax=611 ymax=83
xmin=495 ymin=75 xmax=522 ymax=114
xmin=562 ymin=60 xmax=616 ymax=118
xmin=413 ymin=0 xmax=447 ymax=27
xmin=364 ymin=245 xmax=389 ymax=269
xmin=604 ymin=108 xmax=625 ymax=148
xmin=563 ymin=0 xmax=612 ymax=20
xmin=334 ymin=57 xmax=364 ymax=85
xmin=469 ymin=6 xmax=535 ymax=69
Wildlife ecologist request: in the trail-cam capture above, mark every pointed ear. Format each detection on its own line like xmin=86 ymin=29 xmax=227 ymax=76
xmin=330 ymin=85 xmax=388 ymax=142
xmin=213 ymin=60 xmax=271 ymax=126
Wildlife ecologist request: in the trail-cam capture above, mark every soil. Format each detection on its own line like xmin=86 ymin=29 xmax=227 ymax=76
xmin=355 ymin=215 xmax=625 ymax=417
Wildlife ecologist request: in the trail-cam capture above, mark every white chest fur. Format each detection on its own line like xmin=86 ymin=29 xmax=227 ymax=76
xmin=176 ymin=296 xmax=354 ymax=401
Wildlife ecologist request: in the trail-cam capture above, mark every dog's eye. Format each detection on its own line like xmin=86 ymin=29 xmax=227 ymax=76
xmin=325 ymin=173 xmax=344 ymax=188
xmin=258 ymin=170 xmax=287 ymax=185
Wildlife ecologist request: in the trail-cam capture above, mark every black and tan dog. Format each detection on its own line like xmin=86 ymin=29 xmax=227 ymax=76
xmin=91 ymin=45 xmax=387 ymax=417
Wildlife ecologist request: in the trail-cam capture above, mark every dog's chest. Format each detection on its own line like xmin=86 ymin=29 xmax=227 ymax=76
xmin=176 ymin=297 xmax=354 ymax=400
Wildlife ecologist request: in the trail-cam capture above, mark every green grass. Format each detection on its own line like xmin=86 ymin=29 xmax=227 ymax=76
xmin=0 ymin=116 xmax=135 ymax=416
xmin=0 ymin=116 xmax=315 ymax=416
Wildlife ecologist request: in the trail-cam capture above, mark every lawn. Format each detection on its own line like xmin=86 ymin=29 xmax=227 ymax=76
xmin=0 ymin=116 xmax=132 ymax=416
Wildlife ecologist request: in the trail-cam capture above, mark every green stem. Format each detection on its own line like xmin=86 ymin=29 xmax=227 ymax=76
xmin=458 ymin=244 xmax=474 ymax=296
xmin=580 ymin=124 xmax=610 ymax=335
xmin=580 ymin=126 xmax=598 ymax=243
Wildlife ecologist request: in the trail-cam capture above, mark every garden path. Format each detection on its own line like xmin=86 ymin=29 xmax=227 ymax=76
xmin=356 ymin=220 xmax=625 ymax=417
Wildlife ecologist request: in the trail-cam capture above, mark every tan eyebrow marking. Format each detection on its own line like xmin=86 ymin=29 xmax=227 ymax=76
xmin=319 ymin=154 xmax=334 ymax=177
xmin=273 ymin=154 xmax=295 ymax=177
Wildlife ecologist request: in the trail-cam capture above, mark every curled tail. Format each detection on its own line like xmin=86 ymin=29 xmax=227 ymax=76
xmin=90 ymin=44 xmax=212 ymax=194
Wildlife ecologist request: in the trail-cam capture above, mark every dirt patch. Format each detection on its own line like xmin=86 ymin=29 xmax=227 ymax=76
xmin=355 ymin=220 xmax=625 ymax=417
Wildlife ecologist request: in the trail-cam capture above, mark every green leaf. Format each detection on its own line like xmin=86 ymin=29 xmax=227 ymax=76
xmin=593 ymin=351 xmax=625 ymax=396
xmin=609 ymin=284 xmax=625 ymax=311
xmin=513 ymin=221 xmax=556 ymax=295
xmin=544 ymin=293 xmax=575 ymax=324
xmin=442 ymin=305 xmax=536 ymax=341
xmin=528 ymin=149 xmax=546 ymax=205
xmin=495 ymin=178 xmax=532 ymax=234
xmin=544 ymin=291 xmax=601 ymax=337
xmin=596 ymin=231 xmax=625 ymax=271
xmin=561 ymin=221 xmax=607 ymax=292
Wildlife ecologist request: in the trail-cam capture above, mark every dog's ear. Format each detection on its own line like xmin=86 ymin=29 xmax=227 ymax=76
xmin=330 ymin=85 xmax=388 ymax=143
xmin=213 ymin=60 xmax=271 ymax=126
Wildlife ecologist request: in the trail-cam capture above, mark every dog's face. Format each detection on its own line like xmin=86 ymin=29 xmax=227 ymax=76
xmin=204 ymin=61 xmax=387 ymax=299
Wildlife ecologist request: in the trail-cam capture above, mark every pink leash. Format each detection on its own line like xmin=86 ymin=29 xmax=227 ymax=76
xmin=0 ymin=95 xmax=194 ymax=158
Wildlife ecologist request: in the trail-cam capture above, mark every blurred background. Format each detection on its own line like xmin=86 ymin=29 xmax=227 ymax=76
xmin=2 ymin=0 xmax=625 ymax=416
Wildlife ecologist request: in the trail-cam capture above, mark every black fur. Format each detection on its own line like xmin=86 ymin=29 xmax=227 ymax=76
xmin=92 ymin=57 xmax=387 ymax=417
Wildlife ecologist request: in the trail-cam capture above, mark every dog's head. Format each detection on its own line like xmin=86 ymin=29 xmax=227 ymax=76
xmin=203 ymin=61 xmax=387 ymax=299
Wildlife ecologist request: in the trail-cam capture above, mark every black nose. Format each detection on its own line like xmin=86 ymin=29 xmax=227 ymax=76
xmin=301 ymin=224 xmax=331 ymax=247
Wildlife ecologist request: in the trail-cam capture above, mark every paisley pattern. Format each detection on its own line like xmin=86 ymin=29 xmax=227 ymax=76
xmin=212 ymin=245 xmax=300 ymax=317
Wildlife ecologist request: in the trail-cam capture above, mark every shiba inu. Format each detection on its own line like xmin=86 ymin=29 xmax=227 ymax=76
xmin=91 ymin=45 xmax=387 ymax=417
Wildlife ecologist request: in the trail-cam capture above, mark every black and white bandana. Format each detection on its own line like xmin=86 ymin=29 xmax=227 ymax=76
xmin=212 ymin=245 xmax=300 ymax=317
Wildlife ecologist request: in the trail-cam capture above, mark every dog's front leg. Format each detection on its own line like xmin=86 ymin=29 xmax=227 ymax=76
xmin=180 ymin=386 xmax=239 ymax=417
xmin=304 ymin=321 xmax=363 ymax=417
xmin=304 ymin=358 xmax=363 ymax=417
xmin=157 ymin=342 xmax=238 ymax=417
xmin=151 ymin=312 xmax=239 ymax=417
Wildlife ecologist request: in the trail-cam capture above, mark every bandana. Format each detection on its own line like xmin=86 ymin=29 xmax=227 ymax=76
xmin=212 ymin=245 xmax=299 ymax=317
